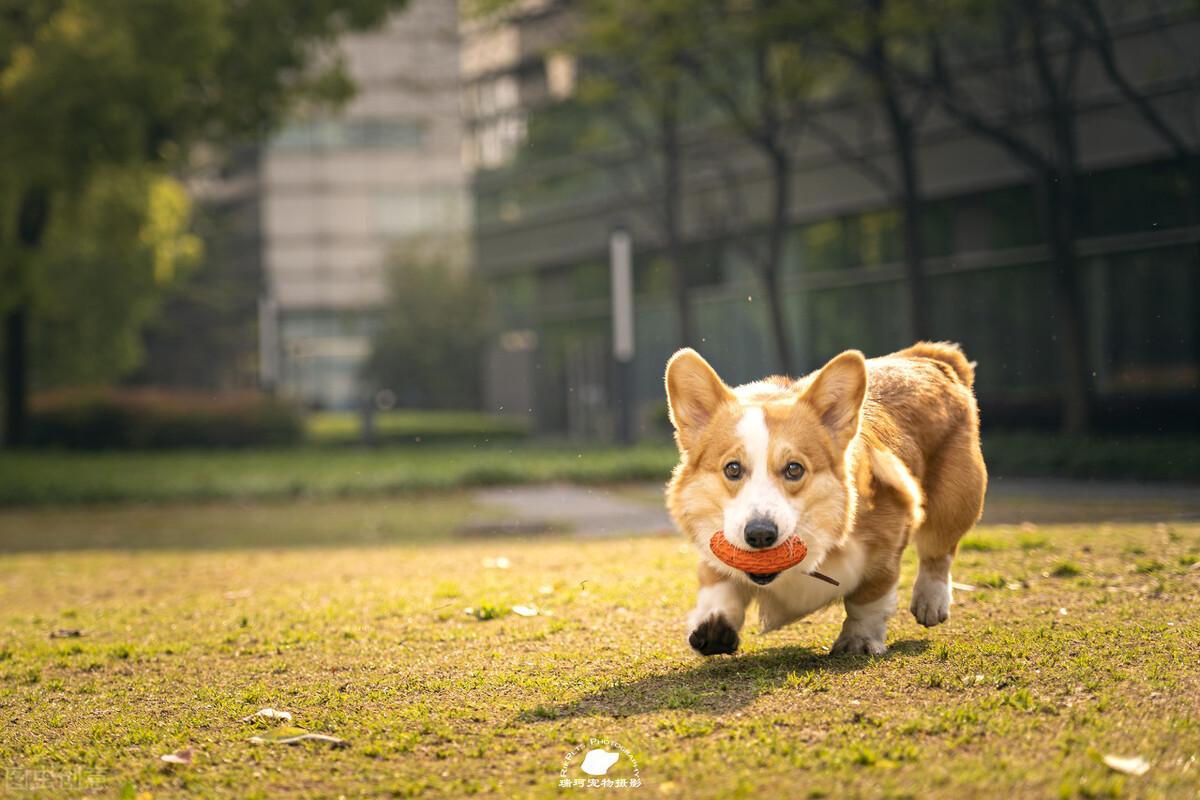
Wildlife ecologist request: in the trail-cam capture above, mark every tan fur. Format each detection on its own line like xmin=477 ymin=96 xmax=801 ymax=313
xmin=665 ymin=341 xmax=987 ymax=653
xmin=893 ymin=341 xmax=975 ymax=387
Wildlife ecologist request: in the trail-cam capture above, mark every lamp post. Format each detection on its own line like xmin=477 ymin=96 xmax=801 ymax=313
xmin=257 ymin=295 xmax=280 ymax=395
xmin=610 ymin=226 xmax=635 ymax=445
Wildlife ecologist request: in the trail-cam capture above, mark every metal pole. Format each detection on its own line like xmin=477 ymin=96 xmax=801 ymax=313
xmin=610 ymin=226 xmax=635 ymax=445
xmin=257 ymin=295 xmax=279 ymax=394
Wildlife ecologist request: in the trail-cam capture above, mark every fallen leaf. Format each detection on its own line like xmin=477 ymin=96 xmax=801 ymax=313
xmin=241 ymin=707 xmax=293 ymax=722
xmin=951 ymin=582 xmax=976 ymax=592
xmin=49 ymin=629 xmax=82 ymax=639
xmin=160 ymin=748 xmax=193 ymax=765
xmin=511 ymin=605 xmax=538 ymax=617
xmin=249 ymin=726 xmax=348 ymax=748
xmin=249 ymin=725 xmax=307 ymax=742
xmin=1103 ymin=754 xmax=1150 ymax=776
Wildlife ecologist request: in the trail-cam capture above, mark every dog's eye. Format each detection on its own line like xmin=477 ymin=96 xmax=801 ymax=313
xmin=723 ymin=461 xmax=743 ymax=480
xmin=783 ymin=461 xmax=805 ymax=481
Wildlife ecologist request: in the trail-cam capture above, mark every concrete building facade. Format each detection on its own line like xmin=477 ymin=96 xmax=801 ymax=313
xmin=260 ymin=0 xmax=468 ymax=409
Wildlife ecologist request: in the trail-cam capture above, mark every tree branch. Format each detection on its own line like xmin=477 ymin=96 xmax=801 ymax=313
xmin=1077 ymin=0 xmax=1193 ymax=160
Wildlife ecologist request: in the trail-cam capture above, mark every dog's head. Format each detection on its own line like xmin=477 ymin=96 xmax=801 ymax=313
xmin=664 ymin=348 xmax=866 ymax=584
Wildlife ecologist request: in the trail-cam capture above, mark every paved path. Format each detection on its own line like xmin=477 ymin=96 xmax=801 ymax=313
xmin=981 ymin=476 xmax=1200 ymax=524
xmin=468 ymin=484 xmax=671 ymax=538
xmin=465 ymin=478 xmax=1200 ymax=539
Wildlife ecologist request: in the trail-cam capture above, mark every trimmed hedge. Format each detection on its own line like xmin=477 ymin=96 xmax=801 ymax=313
xmin=305 ymin=410 xmax=529 ymax=447
xmin=29 ymin=388 xmax=302 ymax=449
xmin=982 ymin=432 xmax=1200 ymax=482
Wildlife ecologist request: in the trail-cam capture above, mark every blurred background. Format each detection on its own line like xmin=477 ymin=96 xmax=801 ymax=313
xmin=1 ymin=0 xmax=1199 ymax=480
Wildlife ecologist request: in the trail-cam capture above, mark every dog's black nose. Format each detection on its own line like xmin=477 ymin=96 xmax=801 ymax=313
xmin=744 ymin=517 xmax=778 ymax=549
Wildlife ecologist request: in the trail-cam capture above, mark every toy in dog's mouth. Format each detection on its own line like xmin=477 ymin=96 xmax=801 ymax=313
xmin=709 ymin=530 xmax=839 ymax=587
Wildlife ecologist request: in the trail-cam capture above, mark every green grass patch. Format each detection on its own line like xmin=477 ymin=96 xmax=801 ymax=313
xmin=0 ymin=513 xmax=1196 ymax=797
xmin=0 ymin=496 xmax=484 ymax=552
xmin=305 ymin=410 xmax=529 ymax=446
xmin=1050 ymin=561 xmax=1083 ymax=578
xmin=0 ymin=443 xmax=678 ymax=507
xmin=971 ymin=572 xmax=1008 ymax=589
xmin=0 ymin=432 xmax=1196 ymax=509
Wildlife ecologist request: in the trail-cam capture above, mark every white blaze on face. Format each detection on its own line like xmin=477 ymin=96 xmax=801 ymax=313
xmin=723 ymin=406 xmax=798 ymax=549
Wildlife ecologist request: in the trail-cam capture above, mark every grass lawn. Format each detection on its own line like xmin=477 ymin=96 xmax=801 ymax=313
xmin=1 ymin=502 xmax=1198 ymax=798
xmin=0 ymin=435 xmax=1196 ymax=510
xmin=304 ymin=411 xmax=529 ymax=447
xmin=0 ymin=445 xmax=678 ymax=507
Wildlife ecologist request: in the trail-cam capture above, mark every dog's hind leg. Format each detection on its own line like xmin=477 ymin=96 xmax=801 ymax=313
xmin=910 ymin=426 xmax=987 ymax=627
xmin=687 ymin=563 xmax=752 ymax=656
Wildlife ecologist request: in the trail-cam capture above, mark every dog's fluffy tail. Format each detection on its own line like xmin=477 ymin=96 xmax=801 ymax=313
xmin=894 ymin=341 xmax=975 ymax=388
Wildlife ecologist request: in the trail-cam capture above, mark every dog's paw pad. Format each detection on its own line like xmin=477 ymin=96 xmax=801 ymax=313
xmin=688 ymin=614 xmax=739 ymax=656
xmin=910 ymin=576 xmax=951 ymax=627
xmin=830 ymin=632 xmax=887 ymax=656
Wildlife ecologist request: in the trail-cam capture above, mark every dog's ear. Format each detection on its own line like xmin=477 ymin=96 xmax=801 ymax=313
xmin=801 ymin=350 xmax=867 ymax=451
xmin=664 ymin=348 xmax=734 ymax=451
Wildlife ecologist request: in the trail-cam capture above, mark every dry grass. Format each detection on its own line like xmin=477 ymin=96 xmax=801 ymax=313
xmin=1 ymin=502 xmax=1198 ymax=798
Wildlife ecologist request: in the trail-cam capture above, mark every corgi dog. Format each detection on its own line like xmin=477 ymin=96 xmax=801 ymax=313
xmin=664 ymin=342 xmax=986 ymax=656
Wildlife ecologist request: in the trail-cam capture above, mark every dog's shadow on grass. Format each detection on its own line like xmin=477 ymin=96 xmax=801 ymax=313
xmin=518 ymin=639 xmax=929 ymax=722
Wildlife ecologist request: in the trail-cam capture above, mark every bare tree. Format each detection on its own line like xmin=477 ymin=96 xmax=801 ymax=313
xmin=573 ymin=0 xmax=697 ymax=347
xmin=677 ymin=0 xmax=811 ymax=374
xmin=797 ymin=0 xmax=938 ymax=341
xmin=905 ymin=0 xmax=1095 ymax=432
xmin=1069 ymin=0 xmax=1200 ymax=216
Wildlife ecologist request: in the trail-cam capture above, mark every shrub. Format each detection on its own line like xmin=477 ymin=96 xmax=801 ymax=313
xmin=28 ymin=388 xmax=302 ymax=449
xmin=363 ymin=245 xmax=488 ymax=410
xmin=305 ymin=410 xmax=528 ymax=447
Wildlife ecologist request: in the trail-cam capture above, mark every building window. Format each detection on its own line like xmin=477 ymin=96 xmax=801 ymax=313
xmin=372 ymin=187 xmax=467 ymax=236
xmin=545 ymin=52 xmax=576 ymax=100
xmin=473 ymin=114 xmax=528 ymax=169
xmin=271 ymin=118 xmax=426 ymax=151
xmin=468 ymin=75 xmax=520 ymax=118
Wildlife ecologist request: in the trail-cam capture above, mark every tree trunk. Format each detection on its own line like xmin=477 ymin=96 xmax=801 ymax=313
xmin=869 ymin=0 xmax=931 ymax=342
xmin=761 ymin=147 xmax=795 ymax=375
xmin=1037 ymin=171 xmax=1092 ymax=434
xmin=3 ymin=306 xmax=28 ymax=447
xmin=661 ymin=85 xmax=693 ymax=349
xmin=3 ymin=186 xmax=50 ymax=447
xmin=666 ymin=236 xmax=693 ymax=349
xmin=1028 ymin=7 xmax=1092 ymax=433
xmin=889 ymin=108 xmax=930 ymax=342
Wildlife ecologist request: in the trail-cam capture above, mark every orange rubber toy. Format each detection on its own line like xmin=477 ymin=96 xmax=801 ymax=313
xmin=709 ymin=530 xmax=807 ymax=573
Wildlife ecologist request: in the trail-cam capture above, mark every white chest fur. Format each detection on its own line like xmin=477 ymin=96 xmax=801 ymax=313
xmin=755 ymin=539 xmax=865 ymax=633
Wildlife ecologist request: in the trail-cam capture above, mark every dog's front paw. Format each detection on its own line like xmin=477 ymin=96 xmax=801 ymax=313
xmin=688 ymin=614 xmax=739 ymax=655
xmin=830 ymin=629 xmax=887 ymax=656
xmin=910 ymin=573 xmax=951 ymax=627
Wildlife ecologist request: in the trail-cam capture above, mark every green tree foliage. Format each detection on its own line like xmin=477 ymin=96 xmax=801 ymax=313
xmin=364 ymin=247 xmax=489 ymax=410
xmin=0 ymin=0 xmax=407 ymax=443
xmin=31 ymin=168 xmax=201 ymax=387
